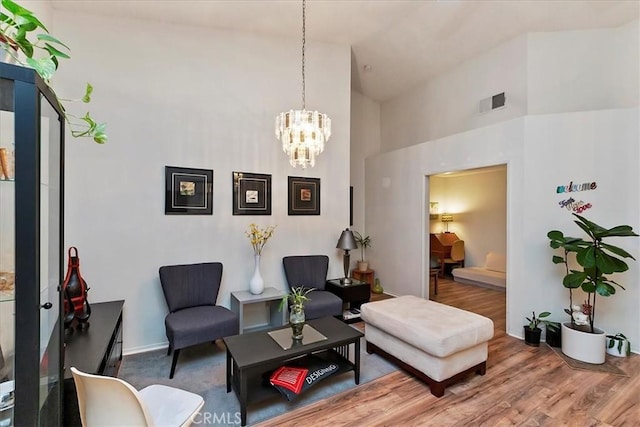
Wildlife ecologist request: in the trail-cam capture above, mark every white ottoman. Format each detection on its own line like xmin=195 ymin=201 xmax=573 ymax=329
xmin=360 ymin=295 xmax=494 ymax=397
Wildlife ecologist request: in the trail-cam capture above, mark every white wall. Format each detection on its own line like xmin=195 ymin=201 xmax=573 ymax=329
xmin=367 ymin=109 xmax=639 ymax=351
xmin=366 ymin=120 xmax=521 ymax=299
xmin=350 ymin=90 xmax=380 ymax=242
xmin=379 ymin=21 xmax=639 ymax=153
xmin=380 ymin=35 xmax=528 ymax=152
xmin=523 ymin=110 xmax=639 ymax=347
xmin=528 ymin=21 xmax=639 ymax=114
xmin=429 ymin=167 xmax=507 ymax=267
xmin=52 ymin=11 xmax=352 ymax=353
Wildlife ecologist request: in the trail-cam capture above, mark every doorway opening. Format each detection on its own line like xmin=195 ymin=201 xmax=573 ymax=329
xmin=425 ymin=164 xmax=507 ymax=334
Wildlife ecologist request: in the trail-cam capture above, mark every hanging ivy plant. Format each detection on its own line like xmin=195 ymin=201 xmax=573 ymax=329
xmin=0 ymin=0 xmax=107 ymax=143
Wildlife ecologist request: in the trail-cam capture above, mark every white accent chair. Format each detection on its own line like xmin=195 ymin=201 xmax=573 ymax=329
xmin=70 ymin=367 xmax=204 ymax=426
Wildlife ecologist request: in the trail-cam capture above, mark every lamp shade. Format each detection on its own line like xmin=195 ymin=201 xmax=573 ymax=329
xmin=441 ymin=213 xmax=454 ymax=232
xmin=441 ymin=214 xmax=454 ymax=223
xmin=336 ymin=229 xmax=357 ymax=250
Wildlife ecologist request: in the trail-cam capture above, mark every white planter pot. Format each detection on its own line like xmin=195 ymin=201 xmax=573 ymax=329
xmin=606 ymin=338 xmax=630 ymax=358
xmin=357 ymin=261 xmax=369 ymax=271
xmin=561 ymin=322 xmax=606 ymax=364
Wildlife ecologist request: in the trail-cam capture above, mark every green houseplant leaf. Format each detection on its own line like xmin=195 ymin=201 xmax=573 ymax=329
xmin=525 ymin=311 xmax=551 ymax=330
xmin=353 ymin=231 xmax=372 ymax=262
xmin=563 ymin=271 xmax=586 ymax=289
xmin=279 ymin=286 xmax=312 ymax=312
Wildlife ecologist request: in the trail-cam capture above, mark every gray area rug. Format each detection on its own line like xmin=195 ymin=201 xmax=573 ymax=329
xmin=119 ymin=334 xmax=396 ymax=426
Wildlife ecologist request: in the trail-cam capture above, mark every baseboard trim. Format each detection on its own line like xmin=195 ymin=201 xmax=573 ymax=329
xmin=123 ymin=342 xmax=168 ymax=356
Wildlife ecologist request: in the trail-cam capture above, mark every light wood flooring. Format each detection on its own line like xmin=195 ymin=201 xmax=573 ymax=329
xmin=257 ymin=278 xmax=639 ymax=426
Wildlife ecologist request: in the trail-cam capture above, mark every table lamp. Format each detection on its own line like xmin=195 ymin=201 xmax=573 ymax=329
xmin=336 ymin=228 xmax=357 ymax=284
xmin=441 ymin=214 xmax=454 ymax=233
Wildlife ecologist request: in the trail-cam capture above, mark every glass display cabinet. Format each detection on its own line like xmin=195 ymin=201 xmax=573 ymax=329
xmin=0 ymin=62 xmax=64 ymax=425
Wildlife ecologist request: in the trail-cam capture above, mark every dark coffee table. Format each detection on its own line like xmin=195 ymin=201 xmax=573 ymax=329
xmin=223 ymin=316 xmax=364 ymax=426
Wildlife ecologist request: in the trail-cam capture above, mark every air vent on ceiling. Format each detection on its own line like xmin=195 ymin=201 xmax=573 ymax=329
xmin=478 ymin=92 xmax=506 ymax=113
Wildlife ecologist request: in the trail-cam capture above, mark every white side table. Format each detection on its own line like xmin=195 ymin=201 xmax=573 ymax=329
xmin=230 ymin=287 xmax=288 ymax=334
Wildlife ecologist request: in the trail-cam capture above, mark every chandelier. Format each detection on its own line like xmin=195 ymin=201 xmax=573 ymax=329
xmin=275 ymin=0 xmax=331 ymax=168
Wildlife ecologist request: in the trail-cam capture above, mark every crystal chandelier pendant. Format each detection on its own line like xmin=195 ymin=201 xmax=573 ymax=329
xmin=275 ymin=109 xmax=331 ymax=168
xmin=275 ymin=0 xmax=331 ymax=168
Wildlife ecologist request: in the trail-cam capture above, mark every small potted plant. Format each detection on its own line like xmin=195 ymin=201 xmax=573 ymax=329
xmin=524 ymin=311 xmax=551 ymax=347
xmin=545 ymin=321 xmax=562 ymax=348
xmin=606 ymin=333 xmax=631 ymax=357
xmin=280 ymin=286 xmax=312 ymax=340
xmin=353 ymin=231 xmax=372 ymax=271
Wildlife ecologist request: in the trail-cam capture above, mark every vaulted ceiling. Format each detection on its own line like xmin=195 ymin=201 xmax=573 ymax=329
xmin=52 ymin=0 xmax=639 ymax=102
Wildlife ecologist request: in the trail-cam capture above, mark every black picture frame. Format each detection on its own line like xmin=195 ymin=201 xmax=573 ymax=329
xmin=288 ymin=176 xmax=320 ymax=215
xmin=164 ymin=166 xmax=213 ymax=215
xmin=350 ymin=186 xmax=354 ymax=226
xmin=233 ymin=172 xmax=272 ymax=215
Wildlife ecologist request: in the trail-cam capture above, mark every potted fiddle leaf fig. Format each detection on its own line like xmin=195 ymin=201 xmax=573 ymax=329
xmin=547 ymin=213 xmax=637 ymax=364
xmin=0 ymin=0 xmax=107 ymax=143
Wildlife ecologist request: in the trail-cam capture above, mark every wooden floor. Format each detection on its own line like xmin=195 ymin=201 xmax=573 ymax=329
xmin=430 ymin=277 xmax=506 ymax=338
xmin=257 ymin=278 xmax=639 ymax=427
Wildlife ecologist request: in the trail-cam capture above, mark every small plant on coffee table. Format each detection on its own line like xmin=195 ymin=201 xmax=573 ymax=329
xmin=280 ymin=287 xmax=312 ymax=340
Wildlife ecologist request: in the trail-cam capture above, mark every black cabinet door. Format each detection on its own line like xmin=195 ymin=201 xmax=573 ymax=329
xmin=2 ymin=62 xmax=65 ymax=427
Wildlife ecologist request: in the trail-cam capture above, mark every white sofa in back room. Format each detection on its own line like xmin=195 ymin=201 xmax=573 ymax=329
xmin=452 ymin=252 xmax=506 ymax=291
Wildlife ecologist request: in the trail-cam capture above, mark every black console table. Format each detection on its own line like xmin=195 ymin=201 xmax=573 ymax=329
xmin=63 ymin=300 xmax=124 ymax=426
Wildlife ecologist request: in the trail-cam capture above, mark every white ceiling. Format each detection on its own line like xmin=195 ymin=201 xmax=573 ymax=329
xmin=51 ymin=0 xmax=639 ymax=102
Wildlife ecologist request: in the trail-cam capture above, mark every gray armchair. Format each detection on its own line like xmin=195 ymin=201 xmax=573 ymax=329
xmin=159 ymin=262 xmax=238 ymax=379
xmin=282 ymin=255 xmax=343 ymax=319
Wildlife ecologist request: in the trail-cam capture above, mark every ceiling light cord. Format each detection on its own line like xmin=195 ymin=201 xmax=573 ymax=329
xmin=274 ymin=0 xmax=331 ymax=168
xmin=301 ymin=0 xmax=306 ymax=110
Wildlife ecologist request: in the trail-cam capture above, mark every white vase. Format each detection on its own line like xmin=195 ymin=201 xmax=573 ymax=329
xmin=249 ymin=254 xmax=264 ymax=295
xmin=561 ymin=322 xmax=606 ymax=364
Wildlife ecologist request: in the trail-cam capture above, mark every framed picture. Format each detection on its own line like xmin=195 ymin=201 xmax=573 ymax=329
xmin=350 ymin=186 xmax=354 ymax=226
xmin=288 ymin=176 xmax=320 ymax=215
xmin=164 ymin=166 xmax=213 ymax=215
xmin=429 ymin=201 xmax=440 ymax=220
xmin=233 ymin=172 xmax=272 ymax=215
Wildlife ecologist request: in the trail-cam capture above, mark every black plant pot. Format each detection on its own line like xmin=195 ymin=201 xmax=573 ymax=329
xmin=524 ymin=326 xmax=542 ymax=347
xmin=545 ymin=326 xmax=562 ymax=348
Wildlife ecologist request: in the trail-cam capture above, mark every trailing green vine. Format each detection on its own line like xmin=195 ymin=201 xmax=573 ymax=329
xmin=0 ymin=0 xmax=107 ymax=143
